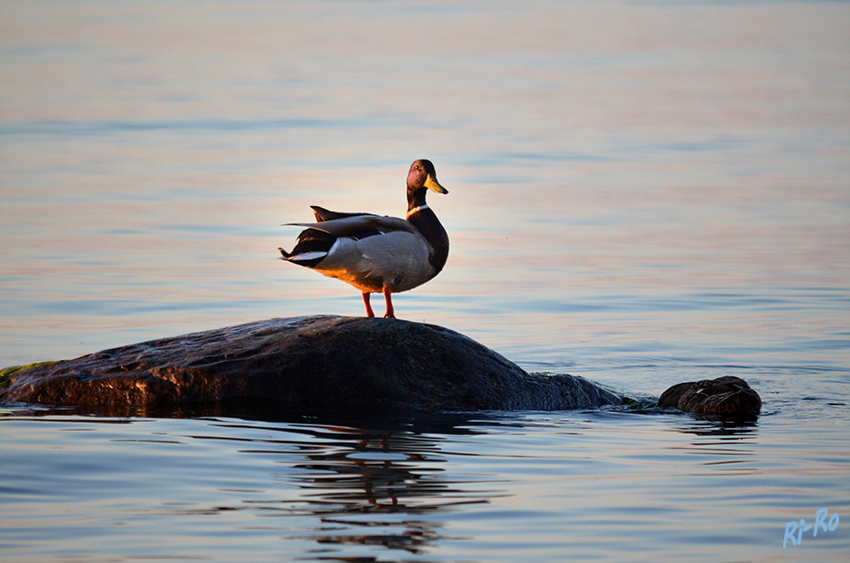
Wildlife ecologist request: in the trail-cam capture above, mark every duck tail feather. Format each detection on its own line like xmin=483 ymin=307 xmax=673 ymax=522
xmin=280 ymin=228 xmax=337 ymax=267
xmin=310 ymin=205 xmax=372 ymax=222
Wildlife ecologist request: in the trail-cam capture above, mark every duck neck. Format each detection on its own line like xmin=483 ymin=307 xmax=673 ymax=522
xmin=407 ymin=187 xmax=428 ymax=213
xmin=406 ymin=188 xmax=449 ymax=273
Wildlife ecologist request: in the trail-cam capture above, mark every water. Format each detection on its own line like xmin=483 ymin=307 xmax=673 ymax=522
xmin=1 ymin=409 xmax=848 ymax=562
xmin=1 ymin=1 xmax=849 ymax=561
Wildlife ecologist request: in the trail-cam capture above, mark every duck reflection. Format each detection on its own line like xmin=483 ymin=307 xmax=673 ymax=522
xmin=261 ymin=414 xmax=498 ymax=558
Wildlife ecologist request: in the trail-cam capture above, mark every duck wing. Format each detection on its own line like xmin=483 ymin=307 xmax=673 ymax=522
xmin=287 ymin=214 xmax=418 ymax=238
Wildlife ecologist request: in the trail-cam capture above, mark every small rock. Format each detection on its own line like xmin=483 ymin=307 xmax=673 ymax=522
xmin=658 ymin=376 xmax=761 ymax=415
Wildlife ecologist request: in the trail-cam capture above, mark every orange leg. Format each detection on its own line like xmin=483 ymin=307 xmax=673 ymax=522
xmin=362 ymin=292 xmax=375 ymax=318
xmin=382 ymin=286 xmax=395 ymax=319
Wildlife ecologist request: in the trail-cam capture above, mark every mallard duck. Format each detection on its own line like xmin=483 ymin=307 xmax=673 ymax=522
xmin=279 ymin=159 xmax=449 ymax=318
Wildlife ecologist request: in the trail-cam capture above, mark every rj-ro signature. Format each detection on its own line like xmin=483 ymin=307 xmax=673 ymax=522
xmin=783 ymin=508 xmax=839 ymax=548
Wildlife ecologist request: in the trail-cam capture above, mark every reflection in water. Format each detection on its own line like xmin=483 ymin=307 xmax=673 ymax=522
xmin=673 ymin=415 xmax=759 ymax=438
xmin=668 ymin=415 xmax=761 ymax=477
xmin=2 ymin=407 xmax=849 ymax=562
xmin=292 ymin=430 xmax=452 ymax=554
xmin=212 ymin=414 xmax=500 ymax=558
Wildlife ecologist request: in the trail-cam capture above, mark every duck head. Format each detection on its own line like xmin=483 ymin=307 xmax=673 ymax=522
xmin=407 ymin=159 xmax=448 ymax=202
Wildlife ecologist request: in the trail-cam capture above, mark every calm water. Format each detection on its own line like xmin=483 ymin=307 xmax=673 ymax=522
xmin=1 ymin=1 xmax=849 ymax=561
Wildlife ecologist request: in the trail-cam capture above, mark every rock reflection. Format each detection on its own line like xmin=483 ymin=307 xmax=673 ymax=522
xmin=673 ymin=415 xmax=760 ymax=438
xmin=662 ymin=415 xmax=762 ymax=478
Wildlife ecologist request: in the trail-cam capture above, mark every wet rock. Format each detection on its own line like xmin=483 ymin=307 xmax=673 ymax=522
xmin=0 ymin=316 xmax=622 ymax=412
xmin=658 ymin=376 xmax=761 ymax=415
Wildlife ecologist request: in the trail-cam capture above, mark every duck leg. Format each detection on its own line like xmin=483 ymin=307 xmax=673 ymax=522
xmin=382 ymin=286 xmax=395 ymax=319
xmin=362 ymin=292 xmax=375 ymax=318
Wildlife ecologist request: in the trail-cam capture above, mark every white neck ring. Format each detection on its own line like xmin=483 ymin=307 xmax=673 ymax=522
xmin=407 ymin=203 xmax=429 ymax=218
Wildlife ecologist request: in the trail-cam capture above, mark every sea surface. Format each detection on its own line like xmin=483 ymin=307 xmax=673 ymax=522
xmin=1 ymin=1 xmax=849 ymax=561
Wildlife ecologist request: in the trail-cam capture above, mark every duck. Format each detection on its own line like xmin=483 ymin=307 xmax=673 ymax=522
xmin=279 ymin=159 xmax=449 ymax=319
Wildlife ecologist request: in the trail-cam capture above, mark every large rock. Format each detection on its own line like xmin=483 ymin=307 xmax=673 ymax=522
xmin=658 ymin=376 xmax=761 ymax=415
xmin=0 ymin=316 xmax=622 ymax=412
